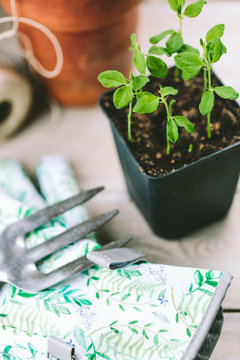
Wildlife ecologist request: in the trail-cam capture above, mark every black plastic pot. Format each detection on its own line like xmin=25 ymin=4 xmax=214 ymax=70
xmin=99 ymin=86 xmax=240 ymax=239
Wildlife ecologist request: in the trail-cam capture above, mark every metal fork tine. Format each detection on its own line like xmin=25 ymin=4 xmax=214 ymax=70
xmin=3 ymin=187 xmax=104 ymax=240
xmin=25 ymin=210 xmax=119 ymax=263
xmin=42 ymin=236 xmax=134 ymax=289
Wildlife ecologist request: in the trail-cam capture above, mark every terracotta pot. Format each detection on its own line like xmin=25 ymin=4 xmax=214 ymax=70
xmin=1 ymin=0 xmax=140 ymax=105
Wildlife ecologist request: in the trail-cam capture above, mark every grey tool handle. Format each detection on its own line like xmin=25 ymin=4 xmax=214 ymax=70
xmin=86 ymin=247 xmax=145 ymax=269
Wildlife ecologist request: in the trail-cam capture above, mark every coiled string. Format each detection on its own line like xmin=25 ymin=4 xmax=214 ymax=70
xmin=0 ymin=0 xmax=64 ymax=78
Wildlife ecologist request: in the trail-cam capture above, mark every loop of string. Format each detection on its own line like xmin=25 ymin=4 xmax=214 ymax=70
xmin=0 ymin=0 xmax=64 ymax=78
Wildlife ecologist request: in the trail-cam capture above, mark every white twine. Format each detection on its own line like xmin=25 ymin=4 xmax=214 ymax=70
xmin=0 ymin=0 xmax=64 ymax=78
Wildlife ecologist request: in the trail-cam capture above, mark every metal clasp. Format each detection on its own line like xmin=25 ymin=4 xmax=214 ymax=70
xmin=47 ymin=336 xmax=76 ymax=360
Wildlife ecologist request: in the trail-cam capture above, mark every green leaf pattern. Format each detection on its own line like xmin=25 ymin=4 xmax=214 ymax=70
xmin=0 ymin=264 xmax=223 ymax=359
xmin=0 ymin=158 xmax=224 ymax=359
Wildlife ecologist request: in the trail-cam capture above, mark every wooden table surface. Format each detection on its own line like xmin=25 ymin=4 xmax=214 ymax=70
xmin=0 ymin=1 xmax=239 ymax=359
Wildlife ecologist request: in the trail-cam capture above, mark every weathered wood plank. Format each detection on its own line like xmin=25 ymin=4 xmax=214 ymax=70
xmin=211 ymin=313 xmax=240 ymax=359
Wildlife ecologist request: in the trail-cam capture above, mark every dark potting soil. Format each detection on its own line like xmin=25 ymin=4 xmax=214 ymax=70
xmin=101 ymin=68 xmax=240 ymax=176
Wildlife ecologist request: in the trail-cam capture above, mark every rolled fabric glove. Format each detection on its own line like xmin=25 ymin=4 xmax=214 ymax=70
xmin=36 ymin=155 xmax=93 ymax=231
xmin=36 ymin=155 xmax=98 ymax=272
xmin=0 ymin=157 xmax=99 ymax=272
xmin=0 ymin=158 xmax=44 ymax=209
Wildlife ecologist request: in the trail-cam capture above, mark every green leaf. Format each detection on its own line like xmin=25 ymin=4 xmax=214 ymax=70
xmin=168 ymin=0 xmax=185 ymax=11
xmin=158 ymin=289 xmax=167 ymax=298
xmin=130 ymin=33 xmax=137 ymax=48
xmin=194 ymin=270 xmax=204 ymax=286
xmin=167 ymin=118 xmax=179 ymax=143
xmin=174 ymin=53 xmax=204 ymax=72
xmin=113 ymin=86 xmax=133 ymax=109
xmin=133 ymin=93 xmax=159 ymax=114
xmin=78 ymin=299 xmax=92 ymax=305
xmin=149 ymin=29 xmax=175 ymax=44
xmin=59 ymin=306 xmax=71 ymax=315
xmin=129 ymin=320 xmax=138 ymax=324
xmin=146 ymin=56 xmax=168 ymax=79
xmin=28 ymin=343 xmax=37 ymax=356
xmin=52 ymin=305 xmax=60 ymax=317
xmin=184 ymin=0 xmax=207 ymax=18
xmin=98 ymin=70 xmax=126 ymax=88
xmin=148 ymin=46 xmax=171 ymax=57
xmin=4 ymin=346 xmax=12 ymax=354
xmin=166 ymin=32 xmax=183 ymax=54
xmin=136 ymin=91 xmax=153 ymax=100
xmin=206 ymin=280 xmax=218 ymax=287
xmin=17 ymin=292 xmax=37 ymax=298
xmin=132 ymin=75 xmax=150 ymax=91
xmin=191 ymin=324 xmax=198 ymax=329
xmin=179 ymin=44 xmax=200 ymax=55
xmin=199 ymin=91 xmax=215 ymax=115
xmin=176 ymin=313 xmax=179 ymax=323
xmin=110 ymin=321 xmax=118 ymax=326
xmin=199 ymin=288 xmax=213 ymax=296
xmin=119 ymin=304 xmax=125 ymax=311
xmin=142 ymin=329 xmax=149 ymax=340
xmin=144 ymin=323 xmax=153 ymax=327
xmin=186 ymin=328 xmax=191 ymax=337
xmin=3 ymin=355 xmax=11 ymax=360
xmin=189 ymin=283 xmax=193 ymax=292
xmin=154 ymin=335 xmax=159 ymax=344
xmin=86 ymin=342 xmax=93 ymax=352
xmin=130 ymin=270 xmax=142 ymax=276
xmin=0 ymin=314 xmax=8 ymax=317
xmin=173 ymin=115 xmax=194 ymax=133
xmin=58 ymin=285 xmax=70 ymax=294
xmin=206 ymin=38 xmax=225 ymax=63
xmin=162 ymin=86 xmax=178 ymax=96
xmin=96 ymin=351 xmax=111 ymax=359
xmin=9 ymin=286 xmax=17 ymax=298
xmin=206 ymin=24 xmax=225 ymax=42
xmin=129 ymin=327 xmax=138 ymax=334
xmin=214 ymin=86 xmax=239 ymax=100
xmin=182 ymin=68 xmax=201 ymax=80
xmin=133 ymin=48 xmax=146 ymax=74
xmin=121 ymin=293 xmax=131 ymax=301
xmin=168 ymin=0 xmax=179 ymax=11
xmin=206 ymin=270 xmax=214 ymax=280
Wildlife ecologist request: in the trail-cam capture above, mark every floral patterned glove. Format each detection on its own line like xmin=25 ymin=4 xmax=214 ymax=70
xmin=0 ymin=157 xmax=232 ymax=360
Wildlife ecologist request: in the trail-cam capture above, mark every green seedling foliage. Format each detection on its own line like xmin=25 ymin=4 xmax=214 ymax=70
xmin=134 ymin=85 xmax=194 ymax=155
xmin=183 ymin=0 xmax=207 ymax=18
xmin=113 ymin=86 xmax=133 ymax=109
xmin=174 ymin=22 xmax=239 ymax=138
xmin=98 ymin=2 xmax=238 ymax=160
xmin=98 ymin=35 xmax=149 ymax=142
xmin=148 ymin=0 xmax=206 ymax=82
xmin=146 ymin=56 xmax=168 ymax=79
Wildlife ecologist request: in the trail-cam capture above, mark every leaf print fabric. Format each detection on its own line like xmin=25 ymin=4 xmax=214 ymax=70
xmin=0 ymin=157 xmax=230 ymax=360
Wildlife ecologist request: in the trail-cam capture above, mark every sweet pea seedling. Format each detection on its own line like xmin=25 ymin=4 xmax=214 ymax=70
xmin=148 ymin=0 xmax=207 ymax=81
xmin=133 ymin=86 xmax=195 ymax=155
xmin=98 ymin=33 xmax=194 ymax=154
xmin=174 ymin=24 xmax=239 ymax=138
xmin=98 ymin=34 xmax=151 ymax=142
xmin=98 ymin=69 xmax=149 ymax=142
